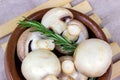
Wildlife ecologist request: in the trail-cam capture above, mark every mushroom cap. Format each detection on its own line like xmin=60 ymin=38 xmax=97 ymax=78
xmin=17 ymin=28 xmax=55 ymax=61
xmin=21 ymin=49 xmax=61 ymax=80
xmin=41 ymin=7 xmax=73 ymax=34
xmin=17 ymin=28 xmax=42 ymax=61
xmin=74 ymin=39 xmax=112 ymax=77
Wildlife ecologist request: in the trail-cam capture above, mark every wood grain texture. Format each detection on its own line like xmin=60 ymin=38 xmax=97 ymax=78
xmin=72 ymin=0 xmax=92 ymax=14
xmin=1 ymin=42 xmax=8 ymax=51
xmin=0 ymin=0 xmax=73 ymax=39
xmin=90 ymin=13 xmax=102 ymax=25
xmin=111 ymin=61 xmax=120 ymax=80
xmin=0 ymin=0 xmax=93 ymax=39
xmin=110 ymin=42 xmax=120 ymax=56
xmin=102 ymin=27 xmax=112 ymax=40
xmin=63 ymin=3 xmax=72 ymax=8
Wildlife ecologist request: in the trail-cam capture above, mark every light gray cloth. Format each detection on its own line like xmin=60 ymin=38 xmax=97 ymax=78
xmin=0 ymin=0 xmax=120 ymax=80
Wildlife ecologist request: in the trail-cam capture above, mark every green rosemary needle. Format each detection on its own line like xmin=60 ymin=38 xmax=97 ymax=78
xmin=18 ymin=20 xmax=77 ymax=53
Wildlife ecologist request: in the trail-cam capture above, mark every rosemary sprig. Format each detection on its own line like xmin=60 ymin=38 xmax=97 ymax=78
xmin=89 ymin=77 xmax=97 ymax=80
xmin=18 ymin=20 xmax=77 ymax=53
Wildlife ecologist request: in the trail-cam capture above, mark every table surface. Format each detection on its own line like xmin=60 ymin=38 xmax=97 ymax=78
xmin=0 ymin=0 xmax=120 ymax=80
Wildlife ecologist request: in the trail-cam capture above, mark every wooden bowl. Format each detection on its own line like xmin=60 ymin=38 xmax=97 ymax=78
xmin=4 ymin=8 xmax=119 ymax=80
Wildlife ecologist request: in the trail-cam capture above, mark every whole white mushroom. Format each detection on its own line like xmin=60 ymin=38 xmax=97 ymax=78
xmin=74 ymin=39 xmax=112 ymax=77
xmin=41 ymin=7 xmax=73 ymax=34
xmin=21 ymin=49 xmax=61 ymax=80
xmin=62 ymin=19 xmax=88 ymax=43
xmin=17 ymin=28 xmax=55 ymax=61
xmin=59 ymin=56 xmax=88 ymax=80
xmin=58 ymin=19 xmax=89 ymax=54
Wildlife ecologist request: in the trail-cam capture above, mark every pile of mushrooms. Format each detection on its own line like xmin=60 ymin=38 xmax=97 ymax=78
xmin=17 ymin=7 xmax=112 ymax=80
xmin=17 ymin=28 xmax=55 ymax=61
xmin=41 ymin=7 xmax=88 ymax=54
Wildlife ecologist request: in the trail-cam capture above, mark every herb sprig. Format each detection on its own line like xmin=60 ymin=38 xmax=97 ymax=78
xmin=18 ymin=20 xmax=77 ymax=53
xmin=89 ymin=78 xmax=97 ymax=80
xmin=18 ymin=19 xmax=97 ymax=80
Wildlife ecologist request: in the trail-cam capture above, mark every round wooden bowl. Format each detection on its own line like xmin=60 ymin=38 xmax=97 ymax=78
xmin=4 ymin=8 xmax=119 ymax=80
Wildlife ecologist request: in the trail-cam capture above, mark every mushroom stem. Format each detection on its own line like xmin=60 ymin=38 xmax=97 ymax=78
xmin=70 ymin=71 xmax=88 ymax=80
xmin=62 ymin=60 xmax=75 ymax=75
xmin=31 ymin=39 xmax=55 ymax=51
xmin=62 ymin=60 xmax=88 ymax=80
xmin=43 ymin=75 xmax=58 ymax=80
xmin=50 ymin=21 xmax=67 ymax=34
xmin=60 ymin=75 xmax=74 ymax=80
xmin=62 ymin=24 xmax=81 ymax=41
xmin=60 ymin=56 xmax=88 ymax=80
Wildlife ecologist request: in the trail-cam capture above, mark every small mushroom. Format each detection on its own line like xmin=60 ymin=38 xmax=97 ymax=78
xmin=59 ymin=56 xmax=88 ymax=80
xmin=74 ymin=39 xmax=112 ymax=77
xmin=43 ymin=75 xmax=58 ymax=80
xmin=41 ymin=7 xmax=73 ymax=34
xmin=57 ymin=19 xmax=89 ymax=54
xmin=21 ymin=49 xmax=61 ymax=80
xmin=65 ymin=19 xmax=88 ymax=43
xmin=62 ymin=60 xmax=75 ymax=75
xmin=17 ymin=28 xmax=55 ymax=61
xmin=59 ymin=75 xmax=74 ymax=80
xmin=62 ymin=24 xmax=81 ymax=41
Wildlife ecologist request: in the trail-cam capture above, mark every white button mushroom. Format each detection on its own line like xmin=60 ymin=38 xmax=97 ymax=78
xmin=43 ymin=75 xmax=58 ymax=80
xmin=74 ymin=39 xmax=112 ymax=77
xmin=17 ymin=28 xmax=55 ymax=61
xmin=66 ymin=19 xmax=88 ymax=43
xmin=41 ymin=7 xmax=73 ymax=34
xmin=21 ymin=49 xmax=61 ymax=80
xmin=59 ymin=56 xmax=88 ymax=80
xmin=58 ymin=19 xmax=89 ymax=54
